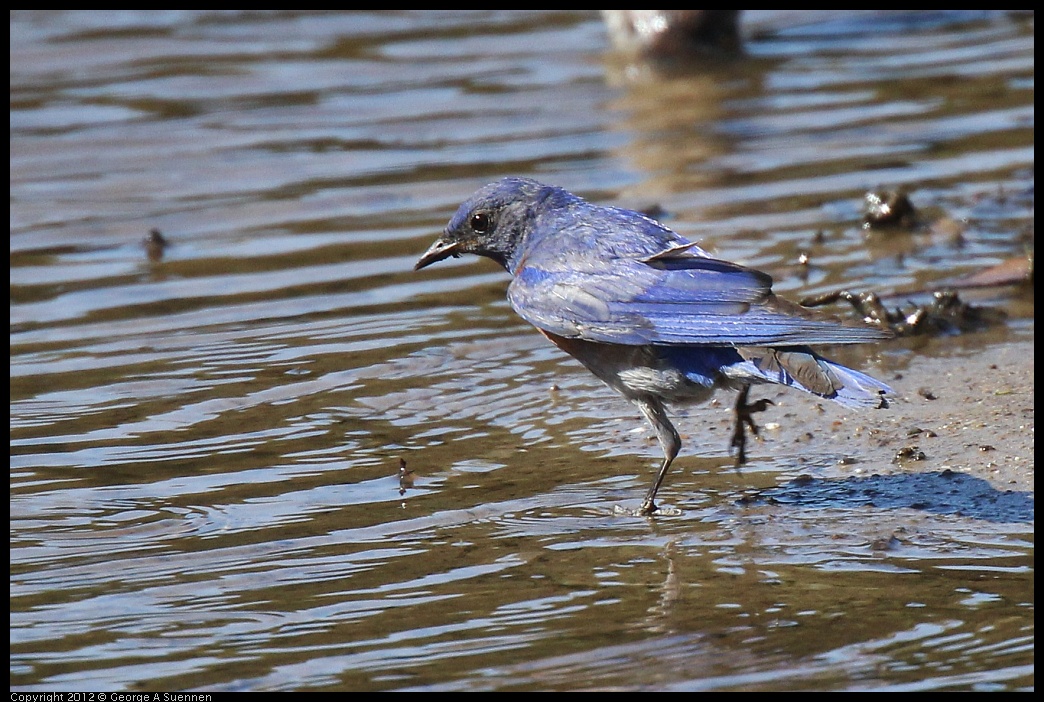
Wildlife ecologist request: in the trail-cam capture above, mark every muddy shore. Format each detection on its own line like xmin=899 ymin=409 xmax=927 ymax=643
xmin=734 ymin=339 xmax=1035 ymax=523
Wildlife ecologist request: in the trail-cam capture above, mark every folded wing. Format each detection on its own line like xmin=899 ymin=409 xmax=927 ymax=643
xmin=508 ymin=245 xmax=889 ymax=347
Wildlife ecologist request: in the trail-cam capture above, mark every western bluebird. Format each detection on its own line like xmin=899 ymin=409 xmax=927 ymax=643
xmin=416 ymin=177 xmax=891 ymax=515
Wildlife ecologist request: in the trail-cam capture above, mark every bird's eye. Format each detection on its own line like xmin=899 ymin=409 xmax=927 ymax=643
xmin=470 ymin=212 xmax=490 ymax=233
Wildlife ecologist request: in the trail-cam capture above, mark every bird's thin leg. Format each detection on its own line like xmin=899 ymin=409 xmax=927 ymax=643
xmin=729 ymin=384 xmax=774 ymax=466
xmin=635 ymin=398 xmax=681 ymax=515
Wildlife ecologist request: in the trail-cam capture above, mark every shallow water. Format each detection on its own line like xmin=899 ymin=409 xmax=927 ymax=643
xmin=10 ymin=10 xmax=1034 ymax=692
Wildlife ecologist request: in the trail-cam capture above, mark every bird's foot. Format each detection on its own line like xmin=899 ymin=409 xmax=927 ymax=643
xmin=729 ymin=385 xmax=774 ymax=467
xmin=618 ymin=500 xmax=681 ymax=517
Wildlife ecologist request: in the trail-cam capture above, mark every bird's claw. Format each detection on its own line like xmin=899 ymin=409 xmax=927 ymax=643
xmin=729 ymin=386 xmax=774 ymax=466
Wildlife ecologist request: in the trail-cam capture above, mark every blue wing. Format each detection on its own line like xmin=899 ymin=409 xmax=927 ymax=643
xmin=507 ymin=243 xmax=889 ymax=347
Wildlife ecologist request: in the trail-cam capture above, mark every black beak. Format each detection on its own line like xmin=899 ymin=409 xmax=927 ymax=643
xmin=414 ymin=237 xmax=463 ymax=271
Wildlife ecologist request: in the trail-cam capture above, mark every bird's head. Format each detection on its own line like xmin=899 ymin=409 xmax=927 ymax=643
xmin=415 ymin=177 xmax=564 ymax=274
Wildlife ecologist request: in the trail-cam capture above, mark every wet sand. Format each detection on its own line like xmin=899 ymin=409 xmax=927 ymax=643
xmin=746 ymin=339 xmax=1035 ymax=516
xmin=852 ymin=340 xmax=1032 ymax=491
